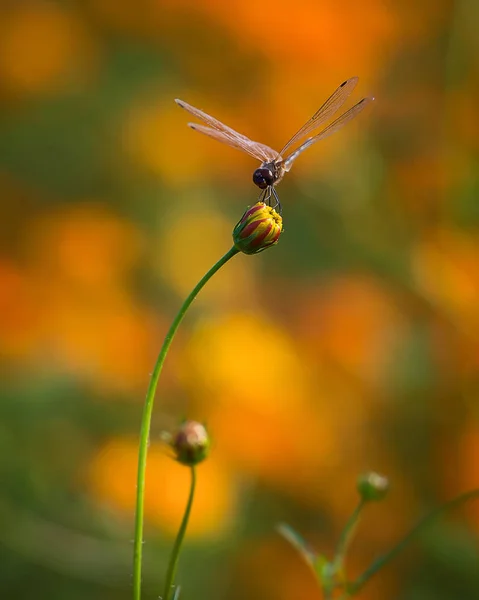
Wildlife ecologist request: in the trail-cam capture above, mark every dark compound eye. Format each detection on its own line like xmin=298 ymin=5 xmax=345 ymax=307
xmin=253 ymin=168 xmax=274 ymax=189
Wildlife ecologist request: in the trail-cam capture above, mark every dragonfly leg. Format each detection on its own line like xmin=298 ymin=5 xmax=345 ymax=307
xmin=257 ymin=187 xmax=281 ymax=214
xmin=271 ymin=187 xmax=282 ymax=215
xmin=258 ymin=187 xmax=270 ymax=205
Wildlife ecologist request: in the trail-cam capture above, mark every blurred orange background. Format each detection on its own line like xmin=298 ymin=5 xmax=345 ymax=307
xmin=1 ymin=1 xmax=478 ymax=599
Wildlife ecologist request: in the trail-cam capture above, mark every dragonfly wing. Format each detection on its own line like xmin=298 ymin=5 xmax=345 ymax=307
xmin=279 ymin=77 xmax=359 ymax=156
xmin=282 ymin=97 xmax=373 ymax=172
xmin=187 ymin=123 xmax=279 ymax=163
xmin=176 ymin=99 xmax=278 ymax=162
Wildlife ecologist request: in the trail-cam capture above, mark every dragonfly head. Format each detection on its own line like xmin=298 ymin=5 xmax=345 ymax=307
xmin=253 ymin=166 xmax=275 ymax=190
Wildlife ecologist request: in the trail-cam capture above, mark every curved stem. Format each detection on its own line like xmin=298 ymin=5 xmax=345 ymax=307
xmin=132 ymin=247 xmax=239 ymax=600
xmin=163 ymin=466 xmax=197 ymax=600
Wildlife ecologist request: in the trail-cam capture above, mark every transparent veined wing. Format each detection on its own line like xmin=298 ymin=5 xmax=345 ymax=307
xmin=187 ymin=122 xmax=281 ymax=163
xmin=282 ymin=97 xmax=373 ymax=172
xmin=176 ymin=99 xmax=279 ymax=163
xmin=279 ymin=77 xmax=359 ymax=157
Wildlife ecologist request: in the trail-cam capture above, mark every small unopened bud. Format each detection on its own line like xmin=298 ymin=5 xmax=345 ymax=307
xmin=172 ymin=421 xmax=210 ymax=466
xmin=233 ymin=202 xmax=283 ymax=255
xmin=357 ymin=472 xmax=389 ymax=502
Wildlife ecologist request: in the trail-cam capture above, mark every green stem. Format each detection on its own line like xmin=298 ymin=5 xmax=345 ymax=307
xmin=333 ymin=499 xmax=365 ymax=572
xmin=163 ymin=466 xmax=197 ymax=600
xmin=132 ymin=247 xmax=239 ymax=600
xmin=349 ymin=488 xmax=479 ymax=595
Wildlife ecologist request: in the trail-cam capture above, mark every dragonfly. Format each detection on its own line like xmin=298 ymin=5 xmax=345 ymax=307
xmin=176 ymin=77 xmax=373 ymax=211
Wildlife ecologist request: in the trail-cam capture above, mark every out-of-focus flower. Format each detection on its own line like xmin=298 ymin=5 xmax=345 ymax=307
xmin=413 ymin=228 xmax=479 ymax=329
xmin=124 ymin=100 xmax=225 ymax=185
xmin=295 ymin=275 xmax=405 ymax=386
xmin=172 ymin=420 xmax=210 ymax=466
xmin=25 ymin=204 xmax=144 ymax=288
xmin=210 ymin=401 xmax=333 ymax=491
xmin=180 ymin=313 xmax=311 ymax=411
xmin=155 ymin=205 xmax=254 ymax=306
xmin=153 ymin=0 xmax=403 ymax=77
xmin=0 ymin=3 xmax=96 ymax=97
xmin=3 ymin=204 xmax=160 ymax=394
xmin=233 ymin=202 xmax=283 ymax=255
xmin=0 ymin=259 xmax=40 ymax=359
xmin=87 ymin=437 xmax=235 ymax=538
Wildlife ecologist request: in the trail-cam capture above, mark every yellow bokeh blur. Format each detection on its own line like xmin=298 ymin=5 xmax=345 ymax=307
xmin=0 ymin=2 xmax=96 ymax=96
xmin=154 ymin=204 xmax=255 ymax=307
xmin=180 ymin=312 xmax=311 ymax=411
xmin=88 ymin=437 xmax=236 ymax=538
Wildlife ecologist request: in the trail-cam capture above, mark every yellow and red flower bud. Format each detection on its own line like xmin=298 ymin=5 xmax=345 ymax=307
xmin=233 ymin=202 xmax=283 ymax=255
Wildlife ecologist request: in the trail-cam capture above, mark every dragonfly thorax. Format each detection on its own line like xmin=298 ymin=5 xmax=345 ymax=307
xmin=253 ymin=165 xmax=277 ymax=190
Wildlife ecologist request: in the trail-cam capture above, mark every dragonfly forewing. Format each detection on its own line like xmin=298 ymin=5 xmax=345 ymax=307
xmin=176 ymin=99 xmax=279 ymax=163
xmin=279 ymin=76 xmax=359 ymax=156
xmin=283 ymin=97 xmax=373 ymax=172
xmin=188 ymin=122 xmax=280 ymax=163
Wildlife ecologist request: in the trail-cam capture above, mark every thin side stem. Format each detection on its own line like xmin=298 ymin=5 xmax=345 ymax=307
xmin=163 ymin=466 xmax=197 ymax=600
xmin=333 ymin=499 xmax=365 ymax=572
xmin=132 ymin=247 xmax=239 ymax=600
xmin=349 ymin=488 xmax=479 ymax=595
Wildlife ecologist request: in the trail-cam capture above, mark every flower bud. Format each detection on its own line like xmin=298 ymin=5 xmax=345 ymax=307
xmin=357 ymin=472 xmax=389 ymax=502
xmin=233 ymin=202 xmax=283 ymax=255
xmin=171 ymin=421 xmax=210 ymax=466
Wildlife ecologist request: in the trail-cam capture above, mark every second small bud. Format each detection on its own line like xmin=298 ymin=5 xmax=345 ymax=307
xmin=357 ymin=472 xmax=390 ymax=502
